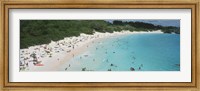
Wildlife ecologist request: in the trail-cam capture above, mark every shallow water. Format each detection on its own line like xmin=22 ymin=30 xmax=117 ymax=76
xmin=59 ymin=33 xmax=180 ymax=71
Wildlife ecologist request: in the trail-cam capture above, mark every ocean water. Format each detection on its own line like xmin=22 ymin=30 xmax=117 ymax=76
xmin=59 ymin=33 xmax=180 ymax=71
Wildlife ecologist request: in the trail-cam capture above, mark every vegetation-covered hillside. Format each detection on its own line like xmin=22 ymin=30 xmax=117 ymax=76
xmin=20 ymin=20 xmax=180 ymax=49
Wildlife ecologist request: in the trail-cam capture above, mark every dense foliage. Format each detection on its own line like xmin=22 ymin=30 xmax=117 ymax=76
xmin=20 ymin=20 xmax=180 ymax=49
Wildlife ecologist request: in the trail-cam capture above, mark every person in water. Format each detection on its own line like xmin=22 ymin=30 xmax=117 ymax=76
xmin=130 ymin=67 xmax=135 ymax=71
xmin=106 ymin=59 xmax=109 ymax=62
xmin=139 ymin=67 xmax=141 ymax=70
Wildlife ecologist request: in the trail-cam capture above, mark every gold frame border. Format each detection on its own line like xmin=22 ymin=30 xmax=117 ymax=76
xmin=0 ymin=0 xmax=199 ymax=91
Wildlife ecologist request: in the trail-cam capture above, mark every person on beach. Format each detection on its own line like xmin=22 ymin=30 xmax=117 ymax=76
xmin=20 ymin=60 xmax=24 ymax=66
xmin=30 ymin=52 xmax=38 ymax=65
xmin=26 ymin=62 xmax=29 ymax=67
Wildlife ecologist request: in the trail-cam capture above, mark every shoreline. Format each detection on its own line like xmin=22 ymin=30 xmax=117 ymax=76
xmin=20 ymin=30 xmax=163 ymax=71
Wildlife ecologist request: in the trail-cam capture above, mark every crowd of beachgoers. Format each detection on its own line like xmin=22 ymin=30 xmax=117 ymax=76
xmin=19 ymin=30 xmax=162 ymax=71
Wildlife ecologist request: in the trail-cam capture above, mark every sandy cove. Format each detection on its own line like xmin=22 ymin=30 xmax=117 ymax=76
xmin=19 ymin=30 xmax=163 ymax=71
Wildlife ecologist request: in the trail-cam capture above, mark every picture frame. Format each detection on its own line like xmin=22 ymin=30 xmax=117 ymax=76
xmin=0 ymin=0 xmax=199 ymax=91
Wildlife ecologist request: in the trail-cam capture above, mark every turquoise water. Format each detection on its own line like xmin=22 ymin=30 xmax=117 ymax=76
xmin=60 ymin=33 xmax=180 ymax=71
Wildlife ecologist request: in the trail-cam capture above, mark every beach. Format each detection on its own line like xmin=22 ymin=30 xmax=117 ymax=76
xmin=20 ymin=30 xmax=164 ymax=71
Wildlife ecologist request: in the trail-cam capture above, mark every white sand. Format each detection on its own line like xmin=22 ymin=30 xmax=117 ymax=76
xmin=19 ymin=30 xmax=163 ymax=71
